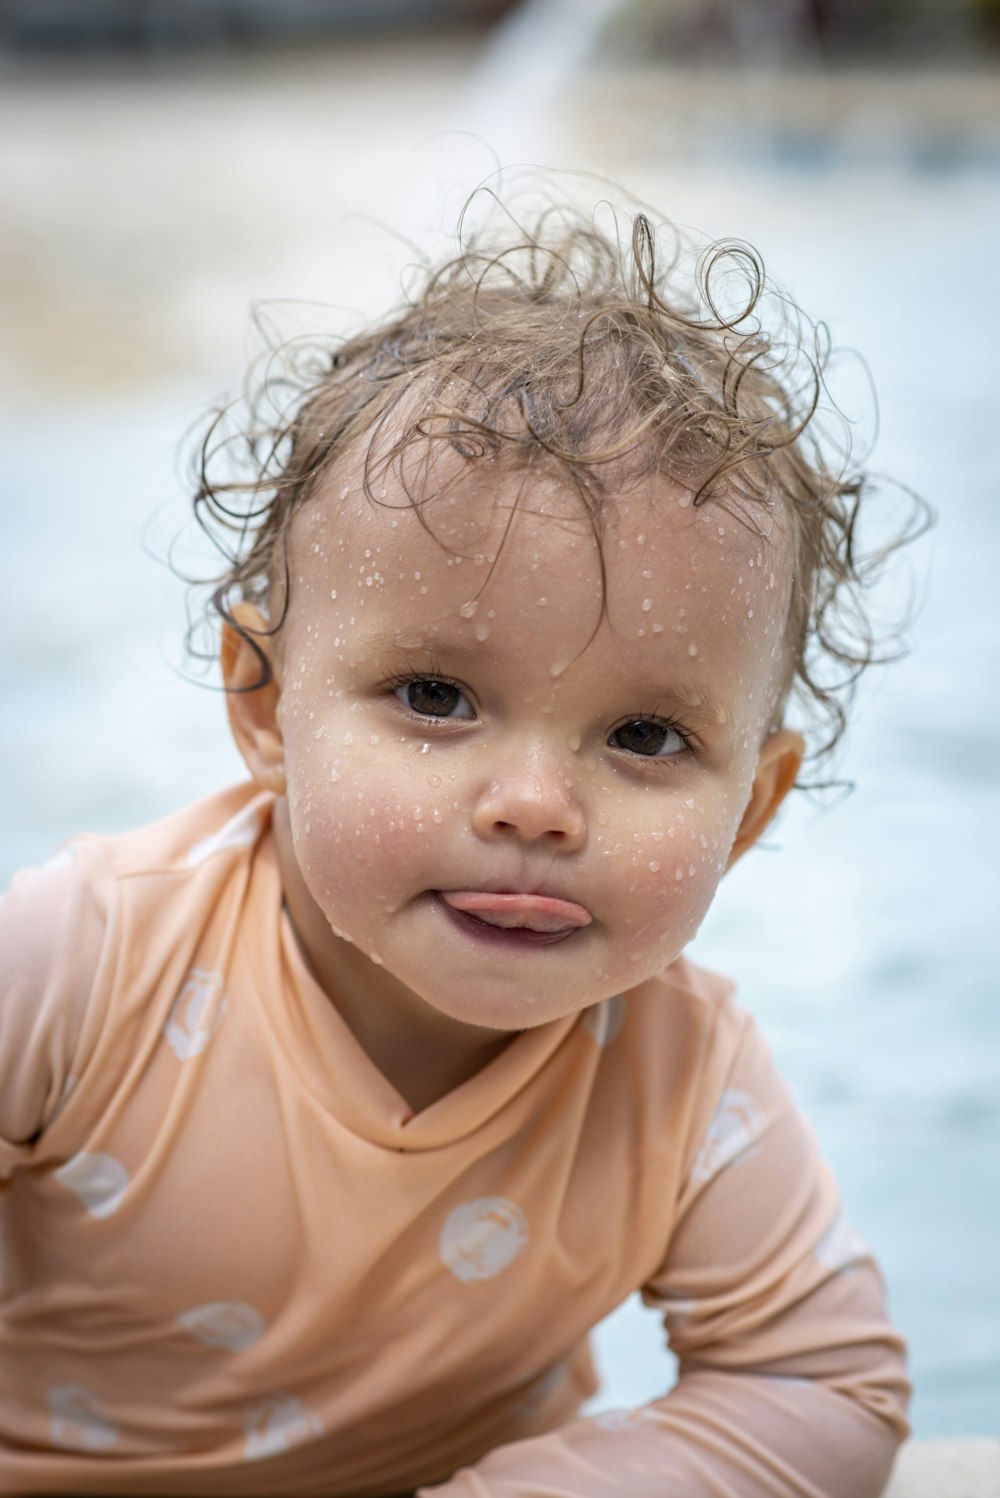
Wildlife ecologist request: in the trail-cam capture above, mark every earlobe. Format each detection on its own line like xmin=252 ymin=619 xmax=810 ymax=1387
xmin=726 ymin=728 xmax=805 ymax=870
xmin=220 ymin=604 xmax=286 ymax=795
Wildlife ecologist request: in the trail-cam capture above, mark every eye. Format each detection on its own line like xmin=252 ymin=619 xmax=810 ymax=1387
xmin=394 ymin=678 xmax=475 ymax=720
xmin=610 ymin=718 xmax=687 ymax=758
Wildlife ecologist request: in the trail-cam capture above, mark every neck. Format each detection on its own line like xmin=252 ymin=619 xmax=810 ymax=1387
xmin=271 ymin=797 xmax=512 ymax=1112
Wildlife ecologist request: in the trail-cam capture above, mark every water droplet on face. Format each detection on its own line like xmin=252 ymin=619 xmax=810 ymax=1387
xmin=550 ymin=660 xmax=568 ymax=679
xmin=688 ymin=642 xmax=698 ymax=657
xmin=419 ymin=742 xmax=431 ymax=755
xmin=649 ymin=860 xmax=661 ymax=872
xmin=431 ymin=808 xmax=443 ymax=823
xmin=674 ymin=867 xmax=685 ymax=881
xmin=343 ymin=732 xmax=354 ymax=745
xmin=459 ymin=600 xmax=478 ymax=619
xmin=369 ymin=734 xmax=380 ymax=745
xmin=329 ymin=588 xmax=337 ymax=600
xmin=641 ymin=598 xmax=652 ymax=612
xmin=428 ymin=774 xmax=442 ymax=787
xmin=474 ymin=620 xmax=492 ymax=641
xmin=567 ymin=733 xmax=582 ymax=752
xmin=330 ymin=765 xmax=340 ymax=782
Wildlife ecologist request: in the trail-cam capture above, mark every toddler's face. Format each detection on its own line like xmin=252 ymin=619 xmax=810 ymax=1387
xmin=229 ymin=453 xmax=801 ymax=1033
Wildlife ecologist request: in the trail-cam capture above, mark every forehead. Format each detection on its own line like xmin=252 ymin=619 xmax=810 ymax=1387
xmin=288 ymin=446 xmax=793 ymax=639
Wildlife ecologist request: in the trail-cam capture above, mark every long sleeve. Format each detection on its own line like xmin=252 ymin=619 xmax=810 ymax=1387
xmin=417 ymin=1013 xmax=909 ymax=1498
xmin=0 ymin=842 xmax=108 ymax=1175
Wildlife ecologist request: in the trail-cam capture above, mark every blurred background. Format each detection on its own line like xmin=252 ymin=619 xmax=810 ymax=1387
xmin=1 ymin=0 xmax=998 ymax=1442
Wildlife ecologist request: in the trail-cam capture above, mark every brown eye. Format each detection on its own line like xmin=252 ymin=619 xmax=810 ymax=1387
xmin=395 ymin=679 xmax=474 ymax=719
xmin=610 ymin=719 xmax=685 ymax=758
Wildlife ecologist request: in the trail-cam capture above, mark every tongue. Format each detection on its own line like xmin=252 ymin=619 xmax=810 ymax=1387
xmin=441 ymin=891 xmax=592 ymax=933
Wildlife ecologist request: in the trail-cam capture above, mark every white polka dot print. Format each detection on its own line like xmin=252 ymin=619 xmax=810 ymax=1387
xmin=50 ymin=1073 xmax=78 ymax=1123
xmin=177 ymin=1301 xmax=266 ymax=1351
xmin=439 ymin=1197 xmax=529 ymax=1283
xmin=594 ymin=1406 xmax=659 ymax=1433
xmin=187 ymin=802 xmax=264 ymax=867
xmin=661 ymin=1295 xmax=697 ymax=1329
xmin=165 ymin=968 xmax=228 ymax=1061
xmin=47 ymin=1385 xmax=118 ymax=1451
xmin=511 ymin=1360 xmax=568 ymax=1421
xmin=815 ymin=1212 xmax=869 ymax=1273
xmin=54 ymin=1152 xmax=129 ymax=1219
xmin=689 ymin=1088 xmax=766 ymax=1184
xmin=243 ymin=1392 xmax=323 ymax=1462
xmin=581 ymin=994 xmax=626 ymax=1047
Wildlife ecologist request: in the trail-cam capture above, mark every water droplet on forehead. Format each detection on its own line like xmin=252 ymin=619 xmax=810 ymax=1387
xmin=688 ymin=642 xmax=699 ymax=657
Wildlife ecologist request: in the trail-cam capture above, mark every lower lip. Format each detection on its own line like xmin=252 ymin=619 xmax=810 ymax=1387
xmin=434 ymin=896 xmax=585 ymax=949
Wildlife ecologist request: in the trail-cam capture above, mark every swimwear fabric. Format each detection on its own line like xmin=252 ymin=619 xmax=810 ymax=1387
xmin=0 ymin=785 xmax=908 ymax=1497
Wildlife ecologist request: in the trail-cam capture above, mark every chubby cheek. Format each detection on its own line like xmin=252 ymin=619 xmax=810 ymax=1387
xmin=595 ymin=786 xmax=749 ymax=967
xmin=281 ymin=721 xmax=451 ymax=915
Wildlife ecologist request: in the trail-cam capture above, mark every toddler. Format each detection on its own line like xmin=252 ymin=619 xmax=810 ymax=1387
xmin=1 ymin=192 xmax=915 ymax=1497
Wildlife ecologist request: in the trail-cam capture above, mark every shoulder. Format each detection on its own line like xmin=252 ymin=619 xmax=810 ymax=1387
xmin=626 ymin=953 xmax=749 ymax=1073
xmin=614 ymin=955 xmax=771 ymax=1169
xmin=0 ymin=837 xmax=115 ymax=1161
xmin=0 ymin=784 xmax=273 ymax=1167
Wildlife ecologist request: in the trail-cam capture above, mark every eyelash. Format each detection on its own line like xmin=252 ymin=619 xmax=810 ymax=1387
xmin=384 ymin=673 xmax=694 ymax=760
xmin=385 ymin=669 xmax=473 ymax=710
xmin=608 ymin=712 xmax=693 ymax=761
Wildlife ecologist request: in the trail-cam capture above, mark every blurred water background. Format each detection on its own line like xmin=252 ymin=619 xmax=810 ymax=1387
xmin=1 ymin=0 xmax=998 ymax=1441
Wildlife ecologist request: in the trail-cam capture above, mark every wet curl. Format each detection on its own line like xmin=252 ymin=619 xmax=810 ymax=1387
xmin=186 ymin=188 xmax=929 ymax=775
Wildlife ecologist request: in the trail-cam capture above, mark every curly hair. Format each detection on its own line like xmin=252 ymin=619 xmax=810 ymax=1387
xmin=189 ymin=188 xmax=927 ymax=774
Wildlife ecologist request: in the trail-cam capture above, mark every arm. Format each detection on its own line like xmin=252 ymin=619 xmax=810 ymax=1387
xmin=417 ymin=1018 xmax=908 ymax=1497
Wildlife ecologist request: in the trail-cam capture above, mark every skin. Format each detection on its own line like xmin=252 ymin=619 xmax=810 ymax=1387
xmin=224 ymin=453 xmax=803 ymax=1112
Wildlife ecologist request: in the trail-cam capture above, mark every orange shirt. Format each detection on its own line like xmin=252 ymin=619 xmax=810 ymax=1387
xmin=0 ymin=785 xmax=908 ymax=1497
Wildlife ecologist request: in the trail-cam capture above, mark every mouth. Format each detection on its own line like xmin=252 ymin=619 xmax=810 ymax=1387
xmin=436 ymin=890 xmax=593 ymax=947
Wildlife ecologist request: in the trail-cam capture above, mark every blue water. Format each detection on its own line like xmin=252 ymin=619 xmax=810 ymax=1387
xmin=1 ymin=52 xmax=998 ymax=1439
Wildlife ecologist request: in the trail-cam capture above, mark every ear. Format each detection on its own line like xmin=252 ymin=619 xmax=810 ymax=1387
xmin=726 ymin=728 xmax=804 ymax=871
xmin=220 ymin=603 xmax=286 ymax=795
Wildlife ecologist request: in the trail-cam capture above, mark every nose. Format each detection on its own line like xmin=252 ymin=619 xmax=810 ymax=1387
xmin=471 ymin=754 xmax=587 ymax=851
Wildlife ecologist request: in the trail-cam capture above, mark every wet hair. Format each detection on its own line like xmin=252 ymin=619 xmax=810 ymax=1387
xmin=189 ymin=187 xmax=928 ymax=774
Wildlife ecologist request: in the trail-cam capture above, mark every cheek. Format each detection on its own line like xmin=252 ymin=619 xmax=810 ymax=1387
xmin=600 ymin=793 xmax=745 ymax=948
xmin=282 ymin=726 xmax=453 ymax=894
